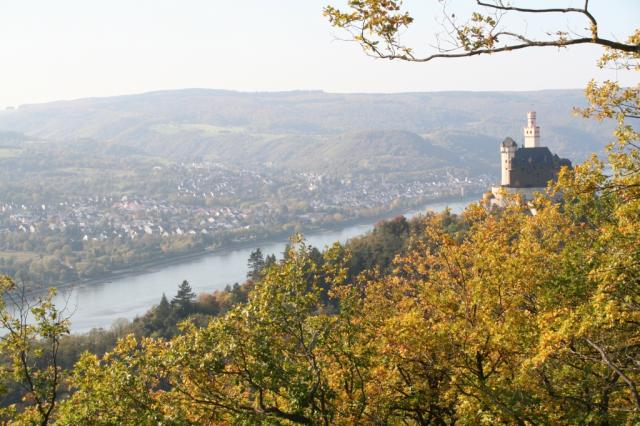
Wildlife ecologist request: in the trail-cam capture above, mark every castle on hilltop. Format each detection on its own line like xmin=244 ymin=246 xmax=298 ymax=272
xmin=487 ymin=112 xmax=572 ymax=207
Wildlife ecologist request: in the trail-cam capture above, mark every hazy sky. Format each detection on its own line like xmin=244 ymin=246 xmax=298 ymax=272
xmin=0 ymin=1 xmax=637 ymax=108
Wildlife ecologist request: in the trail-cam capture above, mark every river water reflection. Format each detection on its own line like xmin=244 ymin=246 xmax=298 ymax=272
xmin=54 ymin=197 xmax=475 ymax=333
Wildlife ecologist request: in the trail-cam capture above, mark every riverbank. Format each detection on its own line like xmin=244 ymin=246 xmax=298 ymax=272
xmin=46 ymin=195 xmax=477 ymax=333
xmin=28 ymin=194 xmax=481 ymax=298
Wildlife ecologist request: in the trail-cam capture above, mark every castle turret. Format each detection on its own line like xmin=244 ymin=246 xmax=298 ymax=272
xmin=500 ymin=137 xmax=517 ymax=186
xmin=524 ymin=111 xmax=541 ymax=148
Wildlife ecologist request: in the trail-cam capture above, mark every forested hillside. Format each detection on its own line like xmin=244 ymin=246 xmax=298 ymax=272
xmin=0 ymin=89 xmax=613 ymax=172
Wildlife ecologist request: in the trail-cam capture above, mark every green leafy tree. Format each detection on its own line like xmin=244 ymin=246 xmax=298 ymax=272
xmin=0 ymin=276 xmax=69 ymax=425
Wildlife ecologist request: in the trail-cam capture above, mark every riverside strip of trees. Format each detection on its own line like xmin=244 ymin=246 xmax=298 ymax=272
xmin=0 ymin=2 xmax=639 ymax=424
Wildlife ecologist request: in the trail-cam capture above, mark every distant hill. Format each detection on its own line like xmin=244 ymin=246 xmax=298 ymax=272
xmin=0 ymin=131 xmax=31 ymax=147
xmin=0 ymin=89 xmax=614 ymax=175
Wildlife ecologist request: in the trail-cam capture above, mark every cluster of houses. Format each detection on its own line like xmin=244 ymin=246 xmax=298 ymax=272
xmin=0 ymin=197 xmax=249 ymax=242
xmin=0 ymin=162 xmax=491 ymax=244
xmin=174 ymin=162 xmax=273 ymax=201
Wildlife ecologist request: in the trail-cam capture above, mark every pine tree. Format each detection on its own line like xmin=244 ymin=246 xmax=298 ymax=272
xmin=247 ymin=248 xmax=265 ymax=281
xmin=157 ymin=293 xmax=170 ymax=317
xmin=264 ymin=254 xmax=277 ymax=269
xmin=150 ymin=293 xmax=172 ymax=334
xmin=171 ymin=280 xmax=196 ymax=316
xmin=156 ymin=293 xmax=171 ymax=320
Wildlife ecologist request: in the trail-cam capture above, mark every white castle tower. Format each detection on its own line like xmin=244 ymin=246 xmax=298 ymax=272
xmin=524 ymin=111 xmax=541 ymax=148
xmin=500 ymin=137 xmax=517 ymax=186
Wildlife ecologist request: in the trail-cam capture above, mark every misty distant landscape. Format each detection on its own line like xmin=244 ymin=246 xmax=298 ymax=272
xmin=0 ymin=89 xmax=612 ymax=170
xmin=0 ymin=89 xmax=614 ymax=289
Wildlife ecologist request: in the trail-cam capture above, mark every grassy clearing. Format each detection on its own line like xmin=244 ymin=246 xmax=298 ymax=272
xmin=59 ymin=167 xmax=101 ymax=175
xmin=152 ymin=123 xmax=247 ymax=136
xmin=0 ymin=148 xmax=22 ymax=158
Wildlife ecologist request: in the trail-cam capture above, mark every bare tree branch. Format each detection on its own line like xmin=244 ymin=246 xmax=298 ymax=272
xmin=585 ymin=338 xmax=640 ymax=411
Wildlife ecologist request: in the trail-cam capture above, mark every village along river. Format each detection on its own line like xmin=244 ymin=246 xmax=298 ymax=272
xmin=52 ymin=197 xmax=476 ymax=333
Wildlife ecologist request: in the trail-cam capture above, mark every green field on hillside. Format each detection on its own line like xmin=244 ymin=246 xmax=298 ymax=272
xmin=0 ymin=148 xmax=21 ymax=158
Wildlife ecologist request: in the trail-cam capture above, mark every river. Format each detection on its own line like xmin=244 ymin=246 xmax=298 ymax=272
xmin=53 ymin=197 xmax=476 ymax=333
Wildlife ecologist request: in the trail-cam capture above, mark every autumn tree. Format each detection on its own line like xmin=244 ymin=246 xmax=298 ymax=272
xmin=0 ymin=276 xmax=69 ymax=425
xmin=59 ymin=237 xmax=374 ymax=424
xmin=325 ymin=1 xmax=640 ymax=423
xmin=53 ymin=199 xmax=640 ymax=424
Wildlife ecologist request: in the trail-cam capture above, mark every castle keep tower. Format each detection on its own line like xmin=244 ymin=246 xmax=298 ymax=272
xmin=524 ymin=111 xmax=540 ymax=148
xmin=500 ymin=137 xmax=517 ymax=186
